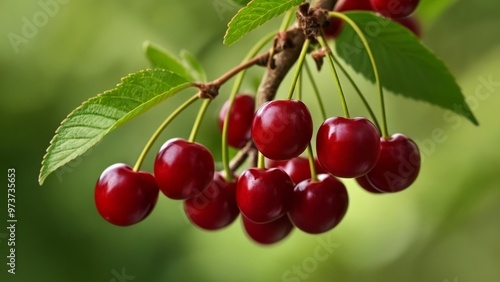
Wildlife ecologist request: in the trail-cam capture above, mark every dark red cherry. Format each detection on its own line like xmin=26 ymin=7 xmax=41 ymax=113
xmin=370 ymin=0 xmax=420 ymax=19
xmin=316 ymin=117 xmax=380 ymax=178
xmin=252 ymin=100 xmax=313 ymax=160
xmin=218 ymin=94 xmax=255 ymax=149
xmin=365 ymin=134 xmax=420 ymax=193
xmin=288 ymin=174 xmax=349 ymax=234
xmin=95 ymin=163 xmax=159 ymax=226
xmin=242 ymin=215 xmax=294 ymax=245
xmin=236 ymin=168 xmax=294 ymax=223
xmin=356 ymin=175 xmax=384 ymax=194
xmin=184 ymin=173 xmax=239 ymax=230
xmin=154 ymin=138 xmax=214 ymax=200
xmin=394 ymin=15 xmax=421 ymax=37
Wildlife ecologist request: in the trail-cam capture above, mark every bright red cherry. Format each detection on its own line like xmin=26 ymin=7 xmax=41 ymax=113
xmin=323 ymin=0 xmax=374 ymax=38
xmin=394 ymin=15 xmax=421 ymax=37
xmin=218 ymin=94 xmax=255 ymax=149
xmin=316 ymin=117 xmax=380 ymax=178
xmin=365 ymin=134 xmax=421 ymax=193
xmin=252 ymin=100 xmax=313 ymax=160
xmin=184 ymin=173 xmax=239 ymax=230
xmin=242 ymin=215 xmax=294 ymax=245
xmin=370 ymin=0 xmax=420 ymax=19
xmin=356 ymin=175 xmax=384 ymax=194
xmin=95 ymin=163 xmax=159 ymax=226
xmin=289 ymin=174 xmax=348 ymax=234
xmin=154 ymin=138 xmax=214 ymax=200
xmin=236 ymin=168 xmax=294 ymax=223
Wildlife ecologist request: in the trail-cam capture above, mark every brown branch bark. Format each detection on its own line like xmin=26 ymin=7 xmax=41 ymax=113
xmin=256 ymin=0 xmax=337 ymax=107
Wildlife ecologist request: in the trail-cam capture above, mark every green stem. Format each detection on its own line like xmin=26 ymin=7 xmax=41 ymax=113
xmin=258 ymin=152 xmax=265 ymax=169
xmin=297 ymin=71 xmax=303 ymax=101
xmin=330 ymin=55 xmax=381 ymax=132
xmin=188 ymin=99 xmax=211 ymax=142
xmin=280 ymin=10 xmax=295 ymax=31
xmin=306 ymin=144 xmax=318 ymax=182
xmin=318 ymin=35 xmax=350 ymax=118
xmin=304 ymin=62 xmax=327 ymax=120
xmin=133 ymin=93 xmax=199 ymax=171
xmin=222 ymin=32 xmax=275 ymax=181
xmin=286 ymin=39 xmax=311 ymax=100
xmin=330 ymin=11 xmax=389 ymax=138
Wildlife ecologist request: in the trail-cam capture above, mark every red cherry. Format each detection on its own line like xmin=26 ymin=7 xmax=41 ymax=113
xmin=288 ymin=174 xmax=348 ymax=234
xmin=154 ymin=138 xmax=214 ymax=200
xmin=184 ymin=173 xmax=239 ymax=230
xmin=252 ymin=100 xmax=313 ymax=160
xmin=394 ymin=15 xmax=421 ymax=37
xmin=242 ymin=215 xmax=294 ymax=245
xmin=370 ymin=0 xmax=420 ymax=19
xmin=323 ymin=0 xmax=374 ymax=38
xmin=218 ymin=94 xmax=255 ymax=149
xmin=236 ymin=168 xmax=294 ymax=223
xmin=95 ymin=163 xmax=159 ymax=226
xmin=356 ymin=175 xmax=384 ymax=194
xmin=316 ymin=117 xmax=380 ymax=178
xmin=365 ymin=134 xmax=421 ymax=193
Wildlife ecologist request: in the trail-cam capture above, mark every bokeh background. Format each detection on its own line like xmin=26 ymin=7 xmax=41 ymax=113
xmin=1 ymin=0 xmax=499 ymax=281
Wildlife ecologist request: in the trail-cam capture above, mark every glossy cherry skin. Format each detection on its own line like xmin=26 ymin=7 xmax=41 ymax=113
xmin=365 ymin=134 xmax=421 ymax=193
xmin=242 ymin=215 xmax=294 ymax=245
xmin=252 ymin=100 xmax=313 ymax=160
xmin=356 ymin=175 xmax=384 ymax=194
xmin=218 ymin=94 xmax=255 ymax=149
xmin=95 ymin=163 xmax=159 ymax=226
xmin=394 ymin=15 xmax=421 ymax=37
xmin=288 ymin=174 xmax=349 ymax=234
xmin=184 ymin=173 xmax=239 ymax=230
xmin=316 ymin=117 xmax=380 ymax=178
xmin=370 ymin=0 xmax=420 ymax=19
xmin=236 ymin=168 xmax=294 ymax=223
xmin=323 ymin=0 xmax=374 ymax=38
xmin=154 ymin=138 xmax=214 ymax=200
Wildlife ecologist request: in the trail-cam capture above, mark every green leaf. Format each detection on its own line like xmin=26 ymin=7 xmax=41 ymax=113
xmin=180 ymin=50 xmax=208 ymax=82
xmin=224 ymin=0 xmax=303 ymax=45
xmin=334 ymin=12 xmax=478 ymax=125
xmin=143 ymin=41 xmax=194 ymax=81
xmin=39 ymin=69 xmax=192 ymax=185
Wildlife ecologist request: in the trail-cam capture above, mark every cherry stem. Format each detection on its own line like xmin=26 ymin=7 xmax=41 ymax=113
xmin=317 ymin=35 xmax=350 ymax=118
xmin=133 ymin=93 xmax=199 ymax=172
xmin=306 ymin=143 xmax=319 ymax=182
xmin=297 ymin=71 xmax=303 ymax=100
xmin=280 ymin=10 xmax=295 ymax=31
xmin=286 ymin=39 xmax=310 ymax=100
xmin=330 ymin=54 xmax=381 ymax=132
xmin=188 ymin=99 xmax=211 ymax=143
xmin=222 ymin=32 xmax=276 ymax=181
xmin=330 ymin=11 xmax=389 ymax=138
xmin=257 ymin=152 xmax=265 ymax=169
xmin=304 ymin=61 xmax=327 ymax=120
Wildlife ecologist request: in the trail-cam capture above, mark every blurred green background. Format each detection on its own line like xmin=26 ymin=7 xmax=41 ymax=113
xmin=1 ymin=0 xmax=499 ymax=281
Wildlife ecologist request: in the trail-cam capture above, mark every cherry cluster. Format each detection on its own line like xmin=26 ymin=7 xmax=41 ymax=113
xmin=94 ymin=89 xmax=421 ymax=244
xmin=93 ymin=0 xmax=423 ymax=245
xmin=323 ymin=0 xmax=422 ymax=38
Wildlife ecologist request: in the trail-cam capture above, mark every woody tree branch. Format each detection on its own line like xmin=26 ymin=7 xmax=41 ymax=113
xmin=256 ymin=0 xmax=337 ymax=106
